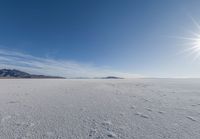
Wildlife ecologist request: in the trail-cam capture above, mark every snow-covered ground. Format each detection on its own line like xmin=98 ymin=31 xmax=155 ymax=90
xmin=0 ymin=79 xmax=200 ymax=139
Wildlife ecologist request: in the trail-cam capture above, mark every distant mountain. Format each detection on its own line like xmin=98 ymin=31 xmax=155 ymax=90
xmin=101 ymin=76 xmax=123 ymax=79
xmin=0 ymin=69 xmax=65 ymax=79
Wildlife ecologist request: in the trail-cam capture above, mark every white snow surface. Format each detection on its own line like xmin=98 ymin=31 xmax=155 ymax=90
xmin=0 ymin=79 xmax=200 ymax=139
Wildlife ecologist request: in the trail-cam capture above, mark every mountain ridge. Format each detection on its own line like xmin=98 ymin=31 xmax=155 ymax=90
xmin=0 ymin=69 xmax=65 ymax=79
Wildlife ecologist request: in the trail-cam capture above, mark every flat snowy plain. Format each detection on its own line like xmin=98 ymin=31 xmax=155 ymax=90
xmin=0 ymin=79 xmax=200 ymax=139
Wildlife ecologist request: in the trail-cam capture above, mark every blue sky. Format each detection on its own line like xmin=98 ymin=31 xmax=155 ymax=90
xmin=1 ymin=0 xmax=200 ymax=78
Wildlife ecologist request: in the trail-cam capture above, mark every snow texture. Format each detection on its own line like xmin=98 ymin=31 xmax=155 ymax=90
xmin=0 ymin=78 xmax=200 ymax=139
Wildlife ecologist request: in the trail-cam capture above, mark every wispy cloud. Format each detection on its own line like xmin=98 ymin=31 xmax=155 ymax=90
xmin=0 ymin=49 xmax=140 ymax=78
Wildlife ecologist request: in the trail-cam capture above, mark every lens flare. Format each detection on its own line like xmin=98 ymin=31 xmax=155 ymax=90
xmin=177 ymin=17 xmax=200 ymax=61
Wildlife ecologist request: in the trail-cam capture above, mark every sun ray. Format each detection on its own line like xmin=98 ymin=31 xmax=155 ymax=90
xmin=177 ymin=17 xmax=200 ymax=61
xmin=190 ymin=16 xmax=200 ymax=31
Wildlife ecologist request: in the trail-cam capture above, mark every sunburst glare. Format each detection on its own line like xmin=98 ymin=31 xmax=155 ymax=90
xmin=178 ymin=18 xmax=200 ymax=61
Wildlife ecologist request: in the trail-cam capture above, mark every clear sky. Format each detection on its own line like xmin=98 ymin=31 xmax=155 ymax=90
xmin=0 ymin=0 xmax=200 ymax=78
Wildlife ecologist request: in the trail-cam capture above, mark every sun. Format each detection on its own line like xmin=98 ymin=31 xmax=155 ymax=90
xmin=178 ymin=18 xmax=200 ymax=61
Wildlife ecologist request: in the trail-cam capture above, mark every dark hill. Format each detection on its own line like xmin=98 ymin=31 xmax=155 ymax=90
xmin=0 ymin=69 xmax=65 ymax=79
xmin=101 ymin=76 xmax=123 ymax=79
